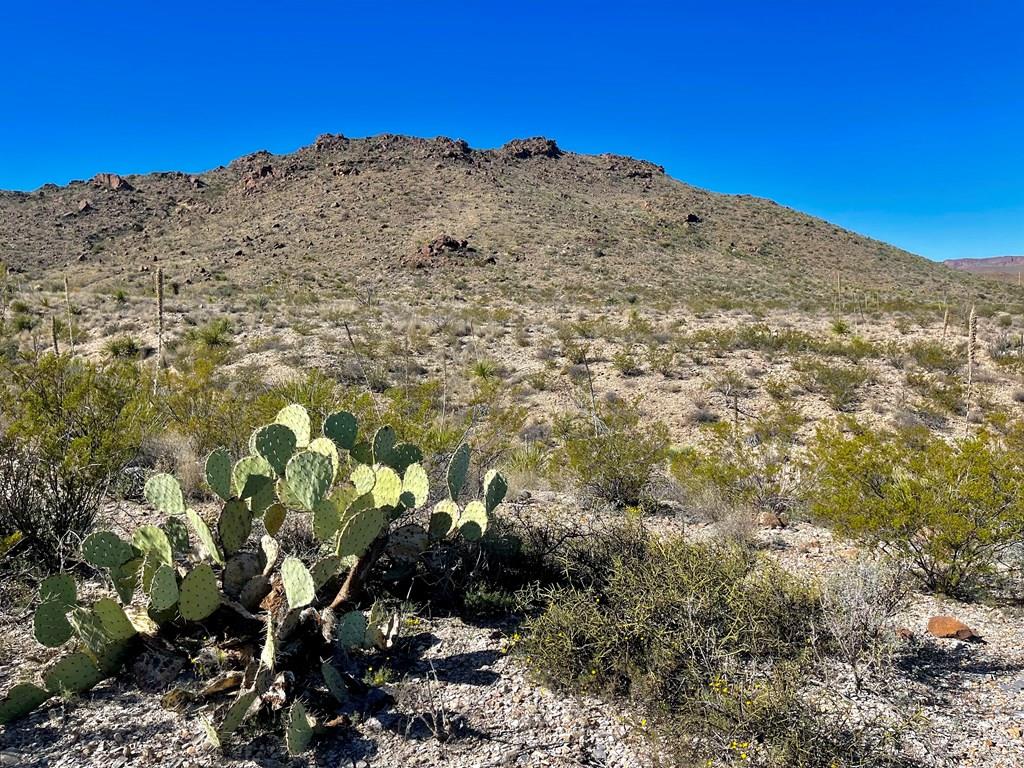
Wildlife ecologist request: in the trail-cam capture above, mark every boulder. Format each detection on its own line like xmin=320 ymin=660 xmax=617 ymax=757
xmin=499 ymin=137 xmax=561 ymax=160
xmin=92 ymin=172 xmax=133 ymax=191
xmin=927 ymin=615 xmax=985 ymax=642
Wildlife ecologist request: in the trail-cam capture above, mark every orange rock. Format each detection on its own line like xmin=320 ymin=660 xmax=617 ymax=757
xmin=927 ymin=615 xmax=984 ymax=642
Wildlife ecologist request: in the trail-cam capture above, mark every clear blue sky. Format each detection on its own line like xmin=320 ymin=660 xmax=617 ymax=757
xmin=2 ymin=1 xmax=1022 ymax=261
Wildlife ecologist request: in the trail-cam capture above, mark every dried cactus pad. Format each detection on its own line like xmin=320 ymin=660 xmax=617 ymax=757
xmin=447 ymin=443 xmax=471 ymax=499
xmin=263 ymin=503 xmax=287 ymax=538
xmin=255 ymin=423 xmax=297 ymax=476
xmin=275 ymin=404 xmax=311 ymax=448
xmin=323 ymin=410 xmax=357 ymax=450
xmin=179 ymin=563 xmax=221 ymax=621
xmin=82 ymin=531 xmax=136 ymax=569
xmin=44 ymin=652 xmax=103 ymax=694
xmin=145 ymin=473 xmax=186 ymax=515
xmin=0 ymin=683 xmax=51 ymax=725
xmin=285 ymin=451 xmax=333 ymax=511
xmin=281 ymin=556 xmax=316 ymax=609
xmin=205 ymin=447 xmax=233 ymax=501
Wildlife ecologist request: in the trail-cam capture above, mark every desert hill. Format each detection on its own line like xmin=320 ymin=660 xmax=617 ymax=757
xmin=0 ymin=133 xmax=1014 ymax=310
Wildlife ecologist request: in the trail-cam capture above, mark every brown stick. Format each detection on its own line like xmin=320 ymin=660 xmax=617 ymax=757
xmin=328 ymin=536 xmax=386 ymax=611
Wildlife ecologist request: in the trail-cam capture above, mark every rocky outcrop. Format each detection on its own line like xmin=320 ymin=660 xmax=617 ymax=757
xmin=499 ymin=137 xmax=561 ymax=160
xmin=92 ymin=173 xmax=133 ymax=192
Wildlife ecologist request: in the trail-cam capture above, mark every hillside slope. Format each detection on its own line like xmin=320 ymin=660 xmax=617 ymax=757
xmin=0 ymin=134 xmax=1011 ymax=309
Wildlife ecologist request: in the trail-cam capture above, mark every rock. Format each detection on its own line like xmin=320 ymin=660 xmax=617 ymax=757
xmin=895 ymin=626 xmax=915 ymax=641
xmin=406 ymin=234 xmax=477 ymax=268
xmin=927 ymin=615 xmax=985 ymax=642
xmin=757 ymin=509 xmax=787 ymax=529
xmin=499 ymin=137 xmax=561 ymax=160
xmin=92 ymin=172 xmax=133 ymax=191
xmin=686 ymin=213 xmax=703 ymax=223
xmin=77 ymin=199 xmax=94 ymax=213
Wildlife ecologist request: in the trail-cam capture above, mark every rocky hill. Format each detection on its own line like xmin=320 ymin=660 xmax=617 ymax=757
xmin=0 ymin=134 xmax=1013 ymax=309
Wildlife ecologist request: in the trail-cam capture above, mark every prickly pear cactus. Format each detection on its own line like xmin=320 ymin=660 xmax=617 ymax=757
xmin=1 ymin=402 xmax=509 ymax=756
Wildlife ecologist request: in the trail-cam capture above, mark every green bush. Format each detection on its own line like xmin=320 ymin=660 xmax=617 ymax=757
xmin=553 ymin=399 xmax=669 ymax=508
xmin=798 ymin=359 xmax=871 ymax=411
xmin=809 ymin=420 xmax=1024 ymax=596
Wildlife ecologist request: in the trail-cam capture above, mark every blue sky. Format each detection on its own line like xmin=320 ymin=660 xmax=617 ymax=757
xmin=2 ymin=1 xmax=1022 ymax=261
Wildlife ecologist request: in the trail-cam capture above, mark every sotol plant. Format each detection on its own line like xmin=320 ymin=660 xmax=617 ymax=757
xmin=0 ymin=403 xmax=507 ymax=755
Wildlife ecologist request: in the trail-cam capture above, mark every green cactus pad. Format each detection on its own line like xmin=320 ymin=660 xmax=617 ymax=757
xmin=371 ymin=466 xmax=402 ymax=508
xmin=321 ymin=662 xmax=349 ymax=703
xmin=39 ymin=573 xmax=76 ymax=606
xmin=132 ymin=524 xmax=173 ymax=565
xmin=349 ymin=440 xmax=373 ymax=465
xmin=447 ymin=443 xmax=471 ymax=499
xmin=312 ymin=497 xmax=342 ymax=542
xmin=34 ymin=599 xmax=73 ymax=647
xmin=239 ymin=574 xmax=272 ymax=611
xmin=260 ymin=615 xmax=275 ymax=670
xmin=231 ymin=455 xmax=274 ymax=497
xmin=186 ymin=509 xmax=224 ymax=564
xmin=386 ymin=523 xmax=429 ymax=562
xmin=285 ymin=699 xmax=315 ymax=756
xmin=149 ymin=564 xmax=179 ymax=611
xmin=337 ymin=508 xmax=387 ymax=558
xmin=351 ymin=464 xmax=376 ymax=495
xmin=281 ymin=556 xmax=316 ymax=609
xmin=459 ymin=500 xmax=488 ymax=541
xmin=44 ymin=651 xmax=103 ymax=694
xmin=275 ymin=404 xmax=312 ymax=448
xmin=110 ymin=557 xmax=142 ymax=604
xmin=263 ymin=503 xmax=287 ymax=537
xmin=93 ymin=598 xmax=136 ymax=642
xmin=242 ymin=473 xmax=275 ymax=516
xmin=311 ymin=556 xmax=342 ymax=589
xmin=429 ymin=499 xmax=459 ymax=539
xmin=323 ymin=410 xmax=358 ymax=450
xmin=402 ymin=463 xmax=429 ymax=508
xmin=219 ymin=689 xmax=257 ymax=738
xmin=205 ymin=447 xmax=233 ymax=501
xmin=371 ymin=425 xmax=397 ymax=464
xmin=163 ymin=517 xmax=190 ymax=555
xmin=308 ymin=437 xmax=341 ymax=481
xmin=218 ymin=499 xmax=252 ymax=555
xmin=82 ymin=530 xmax=136 ymax=569
xmin=0 ymin=682 xmax=51 ymax=725
xmin=260 ymin=535 xmax=280 ymax=575
xmin=141 ymin=550 xmax=164 ymax=594
xmin=179 ymin=563 xmax=221 ymax=621
xmin=254 ymin=423 xmax=297 ymax=476
xmin=285 ymin=451 xmax=333 ymax=511
xmin=386 ymin=442 xmax=423 ymax=473
xmin=223 ymin=553 xmax=261 ymax=597
xmin=336 ymin=610 xmax=367 ymax=649
xmin=484 ymin=469 xmax=509 ymax=513
xmin=145 ymin=473 xmax=186 ymax=515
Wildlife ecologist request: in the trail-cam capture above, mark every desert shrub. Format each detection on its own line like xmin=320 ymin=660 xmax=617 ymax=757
xmin=612 ymin=346 xmax=642 ymax=376
xmin=0 ymin=355 xmax=156 ymax=569
xmin=103 ymin=334 xmax=142 ymax=359
xmin=552 ymin=399 xmax=669 ymax=508
xmin=798 ymin=359 xmax=871 ymax=411
xmin=906 ymin=339 xmax=961 ymax=374
xmin=809 ymin=420 xmax=1024 ymax=596
xmin=522 ymin=524 xmax=914 ymax=766
xmin=185 ymin=317 xmax=234 ymax=350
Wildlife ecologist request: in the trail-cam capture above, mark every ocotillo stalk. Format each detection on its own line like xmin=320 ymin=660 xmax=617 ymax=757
xmin=50 ymin=316 xmax=59 ymax=355
xmin=155 ymin=267 xmax=164 ymax=383
xmin=941 ymin=306 xmax=949 ymax=338
xmin=964 ymin=306 xmax=977 ymax=430
xmin=63 ymin=275 xmax=75 ymax=355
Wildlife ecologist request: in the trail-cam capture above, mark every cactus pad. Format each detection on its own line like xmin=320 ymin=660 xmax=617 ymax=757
xmin=255 ymin=423 xmax=297 ymax=476
xmin=337 ymin=508 xmax=387 ymax=558
xmin=310 ymin=556 xmax=342 ymax=589
xmin=402 ymin=463 xmax=429 ymax=508
xmin=321 ymin=662 xmax=348 ymax=703
xmin=386 ymin=524 xmax=429 ymax=562
xmin=351 ymin=464 xmax=376 ymax=495
xmin=313 ymin=497 xmax=342 ymax=541
xmin=110 ymin=557 xmax=143 ymax=604
xmin=447 ymin=443 xmax=471 ymax=499
xmin=163 ymin=517 xmax=190 ymax=555
xmin=275 ymin=404 xmax=311 ymax=448
xmin=145 ymin=473 xmax=186 ymax=515
xmin=93 ymin=598 xmax=136 ymax=642
xmin=459 ymin=500 xmax=488 ymax=541
xmin=285 ymin=451 xmax=333 ymax=510
xmin=219 ymin=689 xmax=257 ymax=738
xmin=44 ymin=651 xmax=103 ymax=694
xmin=82 ymin=530 xmax=136 ymax=569
xmin=281 ymin=556 xmax=316 ymax=609
xmin=231 ymin=455 xmax=274 ymax=498
xmin=223 ymin=553 xmax=261 ymax=597
xmin=39 ymin=573 xmax=76 ymax=606
xmin=386 ymin=442 xmax=423 ymax=473
xmin=179 ymin=564 xmax=220 ymax=621
xmin=484 ymin=469 xmax=509 ymax=513
xmin=132 ymin=524 xmax=173 ymax=565
xmin=371 ymin=425 xmax=397 ymax=464
xmin=205 ymin=447 xmax=233 ymax=501
xmin=429 ymin=499 xmax=459 ymax=539
xmin=260 ymin=535 xmax=280 ymax=575
xmin=263 ymin=503 xmax=287 ymax=537
xmin=149 ymin=564 xmax=180 ymax=611
xmin=186 ymin=509 xmax=224 ymax=565
xmin=371 ymin=466 xmax=402 ymax=509
xmin=336 ymin=610 xmax=367 ymax=649
xmin=308 ymin=437 xmax=341 ymax=481
xmin=240 ymin=574 xmax=272 ymax=611
xmin=323 ymin=410 xmax=357 ymax=450
xmin=201 ymin=716 xmax=222 ymax=749
xmin=218 ymin=499 xmax=252 ymax=555
xmin=285 ymin=699 xmax=314 ymax=756
xmin=0 ymin=682 xmax=51 ymax=725
xmin=34 ymin=600 xmax=73 ymax=647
